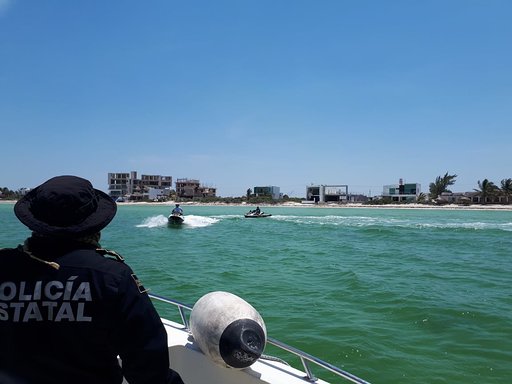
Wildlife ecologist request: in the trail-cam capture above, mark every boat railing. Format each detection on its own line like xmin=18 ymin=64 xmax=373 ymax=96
xmin=149 ymin=293 xmax=371 ymax=384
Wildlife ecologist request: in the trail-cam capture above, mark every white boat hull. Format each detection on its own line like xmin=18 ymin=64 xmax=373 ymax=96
xmin=122 ymin=317 xmax=332 ymax=384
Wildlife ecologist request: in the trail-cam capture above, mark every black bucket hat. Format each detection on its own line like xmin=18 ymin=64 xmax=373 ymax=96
xmin=14 ymin=175 xmax=117 ymax=237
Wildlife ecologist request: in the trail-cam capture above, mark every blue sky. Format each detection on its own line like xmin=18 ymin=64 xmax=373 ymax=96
xmin=1 ymin=0 xmax=511 ymax=197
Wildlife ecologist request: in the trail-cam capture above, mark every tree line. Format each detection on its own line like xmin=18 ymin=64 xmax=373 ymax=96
xmin=428 ymin=172 xmax=512 ymax=204
xmin=0 ymin=187 xmax=23 ymax=200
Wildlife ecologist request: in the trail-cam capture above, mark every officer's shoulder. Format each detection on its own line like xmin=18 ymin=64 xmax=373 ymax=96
xmin=0 ymin=247 xmax=20 ymax=256
xmin=95 ymin=248 xmax=125 ymax=262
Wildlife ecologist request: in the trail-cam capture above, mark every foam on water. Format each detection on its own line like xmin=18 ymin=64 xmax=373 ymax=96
xmin=136 ymin=215 xmax=169 ymax=228
xmin=136 ymin=214 xmax=220 ymax=228
xmin=185 ymin=215 xmax=220 ymax=228
xmin=272 ymin=214 xmax=512 ymax=231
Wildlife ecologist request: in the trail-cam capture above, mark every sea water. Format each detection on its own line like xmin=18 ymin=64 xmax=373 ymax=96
xmin=1 ymin=203 xmax=511 ymax=384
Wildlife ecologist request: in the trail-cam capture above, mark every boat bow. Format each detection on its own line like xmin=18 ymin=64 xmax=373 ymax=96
xmin=130 ymin=293 xmax=371 ymax=384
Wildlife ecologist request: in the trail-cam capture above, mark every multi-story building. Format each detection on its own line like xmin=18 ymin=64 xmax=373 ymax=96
xmin=253 ymin=186 xmax=281 ymax=200
xmin=305 ymin=184 xmax=349 ymax=203
xmin=108 ymin=172 xmax=133 ymax=199
xmin=175 ymin=178 xmax=216 ymax=199
xmin=382 ymin=179 xmax=420 ymax=202
xmin=108 ymin=171 xmax=172 ymax=200
xmin=140 ymin=174 xmax=172 ymax=189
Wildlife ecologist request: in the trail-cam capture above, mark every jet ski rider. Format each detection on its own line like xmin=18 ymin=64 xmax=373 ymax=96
xmin=171 ymin=204 xmax=183 ymax=215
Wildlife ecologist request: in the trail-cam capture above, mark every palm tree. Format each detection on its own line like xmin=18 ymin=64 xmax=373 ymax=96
xmin=500 ymin=178 xmax=512 ymax=204
xmin=429 ymin=172 xmax=457 ymax=200
xmin=474 ymin=179 xmax=498 ymax=204
xmin=416 ymin=192 xmax=427 ymax=203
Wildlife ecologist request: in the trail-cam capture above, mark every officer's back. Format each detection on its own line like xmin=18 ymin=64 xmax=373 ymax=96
xmin=0 ymin=176 xmax=182 ymax=384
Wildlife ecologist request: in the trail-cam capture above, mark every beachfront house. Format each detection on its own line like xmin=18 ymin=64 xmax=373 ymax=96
xmin=108 ymin=171 xmax=172 ymax=200
xmin=382 ymin=179 xmax=421 ymax=202
xmin=175 ymin=178 xmax=217 ymax=199
xmin=305 ymin=184 xmax=349 ymax=203
xmin=253 ymin=186 xmax=281 ymax=200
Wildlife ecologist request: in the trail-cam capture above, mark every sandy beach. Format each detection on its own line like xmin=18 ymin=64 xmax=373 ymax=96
xmin=120 ymin=200 xmax=512 ymax=211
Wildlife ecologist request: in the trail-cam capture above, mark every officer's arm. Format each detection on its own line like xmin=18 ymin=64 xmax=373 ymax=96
xmin=116 ymin=269 xmax=171 ymax=384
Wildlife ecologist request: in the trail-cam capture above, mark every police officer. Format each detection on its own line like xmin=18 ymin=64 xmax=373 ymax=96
xmin=0 ymin=175 xmax=184 ymax=384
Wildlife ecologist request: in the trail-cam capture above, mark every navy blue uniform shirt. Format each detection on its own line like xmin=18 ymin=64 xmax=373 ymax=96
xmin=0 ymin=241 xmax=171 ymax=384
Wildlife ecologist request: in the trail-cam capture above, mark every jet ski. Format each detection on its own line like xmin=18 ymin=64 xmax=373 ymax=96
xmin=168 ymin=213 xmax=185 ymax=225
xmin=244 ymin=210 xmax=272 ymax=218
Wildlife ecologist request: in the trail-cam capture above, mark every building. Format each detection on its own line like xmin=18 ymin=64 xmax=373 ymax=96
xmin=141 ymin=174 xmax=172 ymax=189
xmin=108 ymin=171 xmax=172 ymax=200
xmin=305 ymin=184 xmax=348 ymax=203
xmin=175 ymin=178 xmax=216 ymax=199
xmin=253 ymin=186 xmax=281 ymax=200
xmin=435 ymin=192 xmax=472 ymax=205
xmin=148 ymin=187 xmax=171 ymax=202
xmin=382 ymin=179 xmax=420 ymax=202
xmin=108 ymin=172 xmax=132 ymax=199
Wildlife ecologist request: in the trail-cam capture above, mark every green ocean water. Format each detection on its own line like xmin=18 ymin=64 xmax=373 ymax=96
xmin=1 ymin=203 xmax=511 ymax=384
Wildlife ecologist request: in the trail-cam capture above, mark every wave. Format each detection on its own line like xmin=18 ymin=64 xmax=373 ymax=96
xmin=271 ymin=215 xmax=512 ymax=231
xmin=136 ymin=214 xmax=220 ymax=228
xmin=185 ymin=215 xmax=220 ymax=228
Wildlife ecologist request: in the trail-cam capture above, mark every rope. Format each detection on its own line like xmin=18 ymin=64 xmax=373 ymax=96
xmin=17 ymin=243 xmax=61 ymax=270
xmin=28 ymin=254 xmax=60 ymax=270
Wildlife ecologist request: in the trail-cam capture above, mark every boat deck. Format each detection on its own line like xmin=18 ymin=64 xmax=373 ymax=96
xmin=121 ymin=293 xmax=371 ymax=384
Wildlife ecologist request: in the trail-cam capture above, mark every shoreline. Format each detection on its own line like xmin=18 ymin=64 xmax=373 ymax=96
xmin=2 ymin=200 xmax=511 ymax=211
xmin=123 ymin=201 xmax=512 ymax=211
